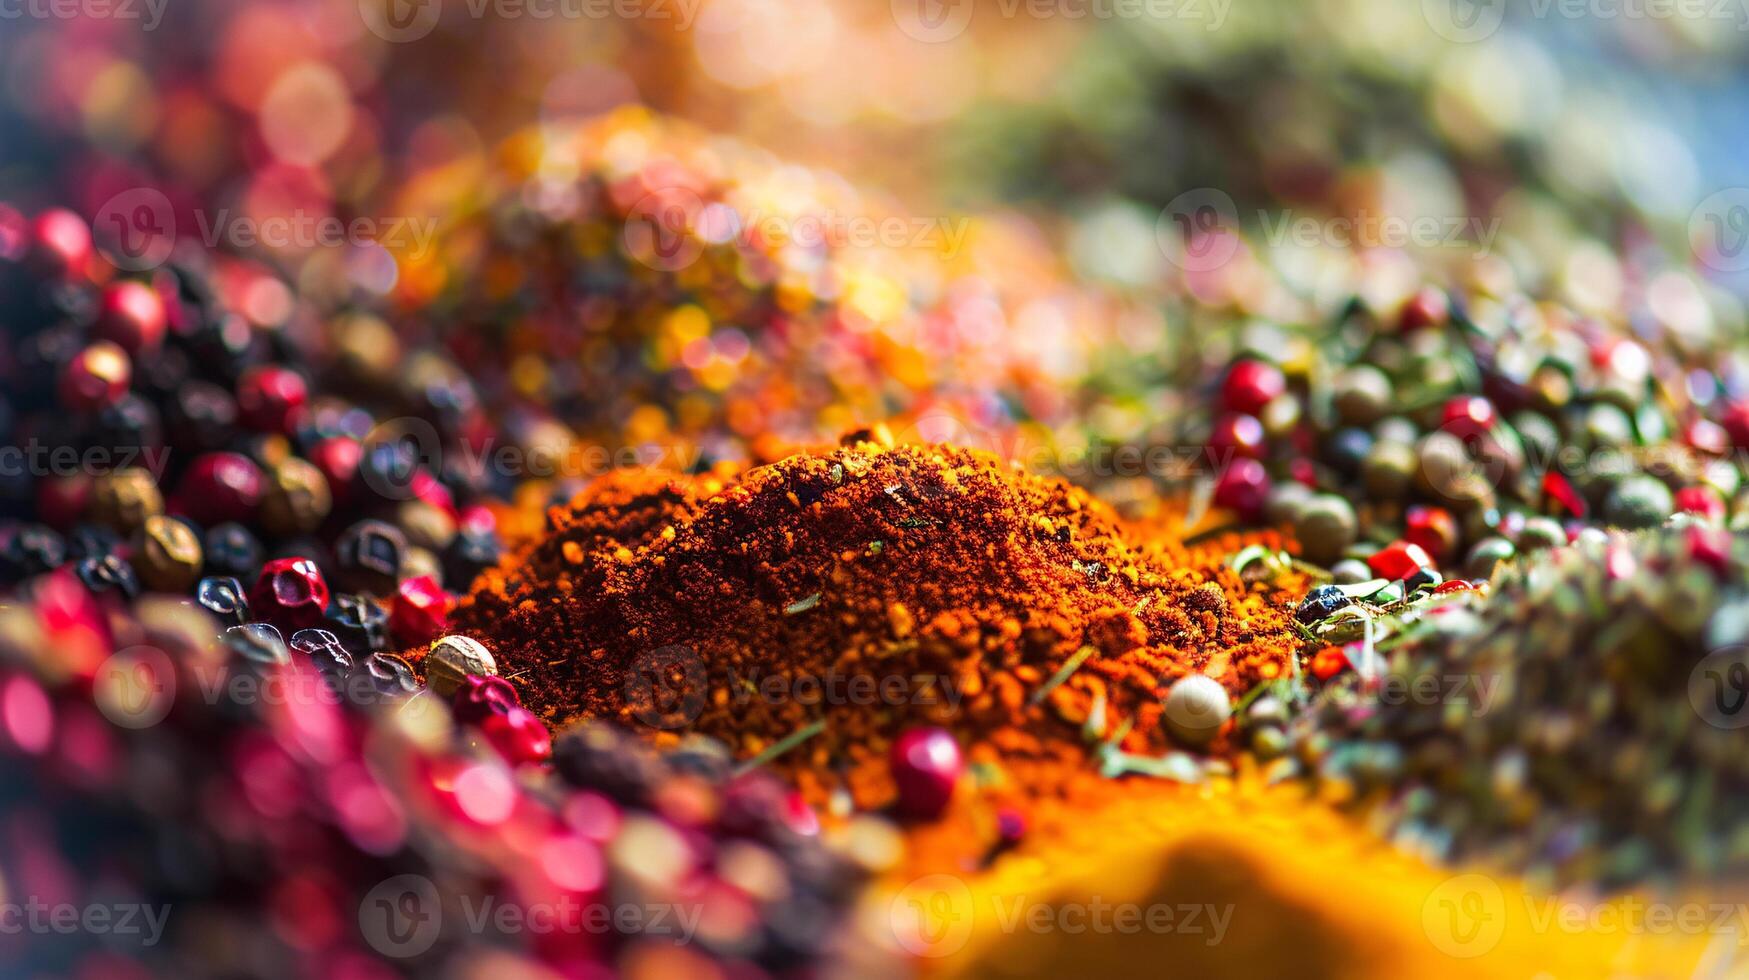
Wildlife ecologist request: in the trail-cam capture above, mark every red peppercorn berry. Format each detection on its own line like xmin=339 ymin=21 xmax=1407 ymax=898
xmin=390 ymin=574 xmax=452 ymax=646
xmin=173 ymin=452 xmax=264 ymax=525
xmin=1220 ymin=359 xmax=1285 ymax=417
xmin=1310 ymin=646 xmax=1349 ymax=681
xmin=59 ymin=341 xmax=131 ymax=413
xmin=1398 ymin=287 xmax=1449 ymax=332
xmin=1720 ymin=402 xmax=1749 ymax=452
xmin=480 ymin=705 xmax=552 ymax=765
xmin=250 ymin=558 xmax=331 ymax=633
xmin=1367 ymin=541 xmax=1433 ymax=581
xmin=1440 ymin=395 xmax=1497 ymax=442
xmin=30 ymin=208 xmax=91 ymax=277
xmin=1207 ymin=412 xmax=1266 ymax=461
xmin=889 ymin=727 xmax=962 ymax=821
xmin=1687 ymin=524 xmax=1732 ymax=577
xmin=95 ymin=281 xmax=168 ymax=356
xmin=235 ymin=365 xmax=309 ymax=434
xmin=1675 ymin=485 xmax=1726 ymax=523
xmin=1213 ymin=457 xmax=1270 ymax=522
xmin=1403 ymin=505 xmax=1458 ymax=563
xmin=451 ymin=674 xmax=521 ymax=725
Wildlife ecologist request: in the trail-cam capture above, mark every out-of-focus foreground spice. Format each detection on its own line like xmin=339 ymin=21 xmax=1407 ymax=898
xmin=455 ymin=438 xmax=1303 ymax=811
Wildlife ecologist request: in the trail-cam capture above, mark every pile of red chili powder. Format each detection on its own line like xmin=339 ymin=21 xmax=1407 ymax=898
xmin=453 ymin=437 xmax=1302 ymax=810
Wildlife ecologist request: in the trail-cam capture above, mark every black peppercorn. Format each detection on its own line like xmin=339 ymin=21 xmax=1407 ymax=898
xmin=223 ymin=622 xmax=289 ymax=666
xmin=75 ymin=554 xmax=141 ymax=599
xmin=196 ymin=576 xmax=249 ymax=627
xmin=1294 ymin=584 xmax=1352 ymax=625
xmin=442 ymin=526 xmax=501 ymax=590
xmin=65 ymin=523 xmax=122 ymax=562
xmin=329 ymin=592 xmax=390 ymax=653
xmin=334 ymin=519 xmax=406 ymax=596
xmin=0 ymin=523 xmax=67 ymax=581
xmin=202 ymin=522 xmax=263 ymax=580
xmin=352 ymin=652 xmax=417 ymax=702
xmin=166 ymin=381 xmax=239 ymax=455
xmin=289 ymin=627 xmax=355 ymax=676
xmin=1405 ymin=566 xmax=1444 ymax=593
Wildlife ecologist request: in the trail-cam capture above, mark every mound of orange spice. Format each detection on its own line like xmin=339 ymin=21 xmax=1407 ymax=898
xmin=454 ymin=438 xmax=1303 ymax=811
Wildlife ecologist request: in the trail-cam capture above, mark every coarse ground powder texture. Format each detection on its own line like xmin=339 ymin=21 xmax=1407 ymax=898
xmin=455 ymin=439 xmax=1303 ymax=808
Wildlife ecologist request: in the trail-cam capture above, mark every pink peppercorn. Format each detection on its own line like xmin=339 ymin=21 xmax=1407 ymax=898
xmin=1220 ymin=360 xmax=1285 ymax=417
xmin=173 ymin=452 xmax=264 ymax=525
xmin=390 ymin=575 xmax=452 ymax=646
xmin=1207 ymin=412 xmax=1266 ymax=461
xmin=250 ymin=558 xmax=331 ymax=633
xmin=1675 ymin=485 xmax=1726 ymax=523
xmin=95 ymin=281 xmax=168 ymax=356
xmin=1440 ymin=395 xmax=1497 ymax=442
xmin=1213 ymin=458 xmax=1270 ymax=521
xmin=450 ymin=674 xmax=521 ymax=724
xmin=59 ymin=341 xmax=131 ymax=413
xmin=480 ymin=705 xmax=552 ymax=765
xmin=889 ymin=727 xmax=962 ymax=821
xmin=235 ymin=365 xmax=309 ymax=434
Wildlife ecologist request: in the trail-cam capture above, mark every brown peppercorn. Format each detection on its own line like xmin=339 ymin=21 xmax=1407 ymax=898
xmin=424 ymin=634 xmax=498 ymax=698
xmin=260 ymin=458 xmax=333 ymax=537
xmin=397 ymin=499 xmax=457 ymax=551
xmin=88 ymin=468 xmax=164 ymax=534
xmin=400 ymin=546 xmax=443 ymax=587
xmin=136 ymin=515 xmax=203 ymax=592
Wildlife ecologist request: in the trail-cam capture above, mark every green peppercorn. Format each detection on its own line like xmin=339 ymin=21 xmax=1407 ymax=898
xmin=1331 ymin=559 xmax=1372 ymax=585
xmin=1260 ymin=482 xmax=1310 ymax=527
xmin=1603 ymin=474 xmax=1675 ymax=530
xmin=1363 ymin=440 xmax=1417 ymax=500
xmin=1250 ymin=725 xmax=1288 ymax=760
xmin=1464 ymin=536 xmax=1515 ymax=580
xmin=1293 ymin=494 xmax=1358 ymax=567
xmin=1517 ymin=516 xmax=1566 ymax=552
xmin=1332 ymin=365 xmax=1393 ymax=426
xmin=136 ymin=515 xmax=203 ymax=593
